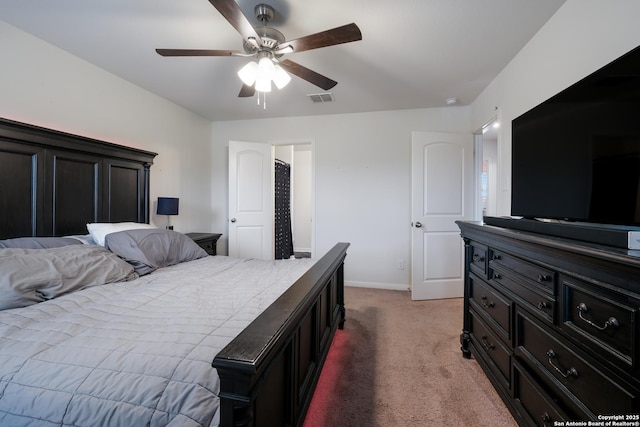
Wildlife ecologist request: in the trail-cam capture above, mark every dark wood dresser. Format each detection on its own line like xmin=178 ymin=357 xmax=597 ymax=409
xmin=186 ymin=232 xmax=222 ymax=255
xmin=457 ymin=221 xmax=640 ymax=425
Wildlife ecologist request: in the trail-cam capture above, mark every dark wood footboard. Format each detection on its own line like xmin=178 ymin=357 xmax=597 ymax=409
xmin=213 ymin=242 xmax=350 ymax=427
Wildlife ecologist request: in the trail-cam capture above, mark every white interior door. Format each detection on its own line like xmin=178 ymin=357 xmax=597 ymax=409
xmin=228 ymin=140 xmax=272 ymax=259
xmin=411 ymin=131 xmax=474 ymax=300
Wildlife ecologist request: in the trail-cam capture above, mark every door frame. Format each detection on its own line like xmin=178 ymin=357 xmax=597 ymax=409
xmin=228 ymin=139 xmax=316 ymax=259
xmin=270 ymin=139 xmax=316 ymax=258
xmin=475 ymin=115 xmax=500 ymax=220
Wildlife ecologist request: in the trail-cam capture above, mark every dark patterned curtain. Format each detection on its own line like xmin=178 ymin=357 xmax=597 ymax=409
xmin=274 ymin=159 xmax=294 ymax=259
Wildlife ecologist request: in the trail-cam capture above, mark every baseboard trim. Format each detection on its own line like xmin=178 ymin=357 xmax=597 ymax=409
xmin=345 ymin=281 xmax=409 ymax=291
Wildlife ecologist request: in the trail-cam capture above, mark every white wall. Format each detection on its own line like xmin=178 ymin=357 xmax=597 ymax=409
xmin=471 ymin=0 xmax=640 ymax=216
xmin=212 ymin=107 xmax=471 ymax=289
xmin=0 ymin=21 xmax=214 ymax=233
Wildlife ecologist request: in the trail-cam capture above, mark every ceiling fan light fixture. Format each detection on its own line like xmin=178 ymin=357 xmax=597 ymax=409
xmin=238 ymin=54 xmax=290 ymax=93
xmin=238 ymin=61 xmax=258 ymax=86
xmin=255 ymin=74 xmax=272 ymax=92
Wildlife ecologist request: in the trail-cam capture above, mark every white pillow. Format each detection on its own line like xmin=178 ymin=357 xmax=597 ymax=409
xmin=86 ymin=222 xmax=157 ymax=247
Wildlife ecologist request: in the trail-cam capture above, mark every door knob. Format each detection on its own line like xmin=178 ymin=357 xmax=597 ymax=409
xmin=414 ymin=221 xmax=423 ymax=228
xmin=230 ymin=218 xmax=237 ymax=223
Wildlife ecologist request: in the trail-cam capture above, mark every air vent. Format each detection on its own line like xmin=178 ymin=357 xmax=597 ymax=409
xmin=307 ymin=93 xmax=334 ymax=103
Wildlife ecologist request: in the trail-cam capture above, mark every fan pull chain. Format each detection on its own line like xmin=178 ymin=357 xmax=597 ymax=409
xmin=257 ymin=92 xmax=267 ymax=109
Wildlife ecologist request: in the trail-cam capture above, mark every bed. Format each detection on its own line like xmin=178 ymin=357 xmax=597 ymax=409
xmin=0 ymin=117 xmax=349 ymax=427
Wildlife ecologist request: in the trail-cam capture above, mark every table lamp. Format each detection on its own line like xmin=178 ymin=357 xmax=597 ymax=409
xmin=157 ymin=197 xmax=179 ymax=230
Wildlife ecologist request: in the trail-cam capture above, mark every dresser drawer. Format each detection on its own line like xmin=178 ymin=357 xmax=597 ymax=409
xmin=513 ymin=362 xmax=568 ymax=427
xmin=491 ymin=266 xmax=555 ymax=325
xmin=516 ymin=309 xmax=638 ymax=417
xmin=490 ymin=249 xmax=555 ymax=295
xmin=470 ymin=309 xmax=512 ymax=390
xmin=562 ymin=277 xmax=637 ymax=369
xmin=470 ymin=274 xmax=511 ymax=342
xmin=470 ymin=241 xmax=488 ymax=278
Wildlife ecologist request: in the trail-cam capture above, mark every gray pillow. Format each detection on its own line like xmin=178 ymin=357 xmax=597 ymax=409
xmin=0 ymin=237 xmax=83 ymax=249
xmin=105 ymin=229 xmax=208 ymax=276
xmin=0 ymin=245 xmax=137 ymax=311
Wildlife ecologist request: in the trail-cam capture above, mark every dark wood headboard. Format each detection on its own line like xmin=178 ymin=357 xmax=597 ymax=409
xmin=0 ymin=118 xmax=157 ymax=239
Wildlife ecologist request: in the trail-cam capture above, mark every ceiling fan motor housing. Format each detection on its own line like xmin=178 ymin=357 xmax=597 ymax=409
xmin=242 ymin=4 xmax=283 ymax=54
xmin=255 ymin=4 xmax=275 ymax=23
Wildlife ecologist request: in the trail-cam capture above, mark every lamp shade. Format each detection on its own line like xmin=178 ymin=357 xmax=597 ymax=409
xmin=157 ymin=197 xmax=179 ymax=215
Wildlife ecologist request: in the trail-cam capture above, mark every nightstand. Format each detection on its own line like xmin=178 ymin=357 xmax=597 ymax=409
xmin=186 ymin=232 xmax=222 ymax=256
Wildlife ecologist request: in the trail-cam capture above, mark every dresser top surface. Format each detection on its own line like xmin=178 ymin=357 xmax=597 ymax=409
xmin=457 ymin=220 xmax=640 ymax=270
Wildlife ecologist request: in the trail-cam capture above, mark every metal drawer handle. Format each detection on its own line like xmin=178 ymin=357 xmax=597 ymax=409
xmin=472 ymin=253 xmax=485 ymax=262
xmin=492 ymin=254 xmax=501 ymax=260
xmin=537 ymin=301 xmax=550 ymax=310
xmin=546 ymin=349 xmax=579 ymax=378
xmin=481 ymin=295 xmax=495 ymax=309
xmin=537 ymin=274 xmax=551 ymax=283
xmin=577 ymin=303 xmax=619 ymax=331
xmin=481 ymin=335 xmax=495 ymax=350
xmin=493 ymin=272 xmax=501 ymax=280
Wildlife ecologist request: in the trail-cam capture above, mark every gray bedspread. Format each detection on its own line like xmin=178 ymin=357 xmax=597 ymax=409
xmin=0 ymin=255 xmax=315 ymax=427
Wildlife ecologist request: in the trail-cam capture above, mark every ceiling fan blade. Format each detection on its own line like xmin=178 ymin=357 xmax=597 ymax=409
xmin=278 ymin=23 xmax=362 ymax=54
xmin=156 ymin=49 xmax=245 ymax=57
xmin=208 ymin=0 xmax=262 ymax=47
xmin=279 ymin=59 xmax=337 ymax=90
xmin=238 ymin=84 xmax=255 ymax=97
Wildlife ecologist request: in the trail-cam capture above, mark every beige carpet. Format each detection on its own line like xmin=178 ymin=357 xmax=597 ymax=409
xmin=304 ymin=286 xmax=517 ymax=427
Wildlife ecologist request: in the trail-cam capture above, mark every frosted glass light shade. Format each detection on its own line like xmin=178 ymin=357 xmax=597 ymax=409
xmin=238 ymin=61 xmax=258 ymax=86
xmin=273 ymin=65 xmax=291 ymax=89
xmin=257 ymin=56 xmax=275 ymax=77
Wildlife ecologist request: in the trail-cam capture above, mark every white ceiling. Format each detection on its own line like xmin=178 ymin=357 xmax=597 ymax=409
xmin=1 ymin=0 xmax=565 ymax=121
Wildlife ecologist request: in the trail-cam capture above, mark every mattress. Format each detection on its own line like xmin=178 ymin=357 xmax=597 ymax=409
xmin=0 ymin=255 xmax=315 ymax=427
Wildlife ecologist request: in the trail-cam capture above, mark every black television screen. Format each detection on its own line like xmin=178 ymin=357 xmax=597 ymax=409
xmin=511 ymin=44 xmax=640 ymax=227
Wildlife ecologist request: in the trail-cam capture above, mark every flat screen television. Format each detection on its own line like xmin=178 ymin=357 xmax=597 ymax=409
xmin=511 ymin=44 xmax=640 ymax=228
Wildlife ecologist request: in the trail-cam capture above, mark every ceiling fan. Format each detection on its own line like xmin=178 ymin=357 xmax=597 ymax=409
xmin=156 ymin=0 xmax=362 ymax=98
